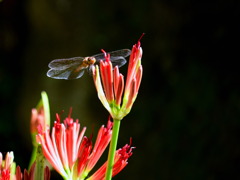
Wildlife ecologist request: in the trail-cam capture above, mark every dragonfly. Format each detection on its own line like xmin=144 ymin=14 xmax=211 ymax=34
xmin=47 ymin=49 xmax=131 ymax=80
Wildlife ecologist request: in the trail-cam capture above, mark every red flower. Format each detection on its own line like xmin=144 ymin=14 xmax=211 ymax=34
xmin=36 ymin=110 xmax=132 ymax=179
xmin=37 ymin=112 xmax=87 ymax=179
xmin=0 ymin=152 xmax=14 ymax=180
xmin=93 ymin=38 xmax=143 ymax=120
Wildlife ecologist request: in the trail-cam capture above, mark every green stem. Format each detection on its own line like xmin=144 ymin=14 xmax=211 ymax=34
xmin=28 ymin=142 xmax=38 ymax=170
xmin=105 ymin=119 xmax=121 ymax=180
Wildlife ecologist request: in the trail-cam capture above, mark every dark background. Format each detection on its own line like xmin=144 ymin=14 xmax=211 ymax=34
xmin=1 ymin=0 xmax=240 ymax=179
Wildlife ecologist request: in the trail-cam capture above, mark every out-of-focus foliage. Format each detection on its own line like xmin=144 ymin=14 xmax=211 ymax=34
xmin=1 ymin=0 xmax=240 ymax=179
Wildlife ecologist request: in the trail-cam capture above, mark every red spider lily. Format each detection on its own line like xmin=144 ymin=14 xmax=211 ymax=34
xmin=36 ymin=110 xmax=132 ymax=180
xmin=0 ymin=152 xmax=14 ymax=180
xmin=93 ymin=38 xmax=143 ymax=120
xmin=36 ymin=112 xmax=87 ymax=179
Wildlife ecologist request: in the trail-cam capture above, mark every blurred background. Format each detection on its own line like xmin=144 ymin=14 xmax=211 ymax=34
xmin=1 ymin=0 xmax=240 ymax=179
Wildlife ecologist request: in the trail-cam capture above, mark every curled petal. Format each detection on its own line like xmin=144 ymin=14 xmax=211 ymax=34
xmin=126 ymin=78 xmax=137 ymax=110
xmin=76 ymin=137 xmax=92 ymax=177
xmin=113 ymin=66 xmax=124 ymax=106
xmin=86 ymin=120 xmax=113 ymax=172
xmin=125 ymin=46 xmax=143 ymax=93
xmin=135 ymin=65 xmax=143 ymax=94
xmin=88 ymin=143 xmax=134 ymax=180
xmin=15 ymin=166 xmax=22 ymax=180
xmin=37 ymin=129 xmax=67 ymax=178
xmin=100 ymin=60 xmax=114 ymax=102
xmin=93 ymin=65 xmax=111 ymax=112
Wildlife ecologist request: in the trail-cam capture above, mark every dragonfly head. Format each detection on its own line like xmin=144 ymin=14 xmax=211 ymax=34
xmin=85 ymin=57 xmax=96 ymax=65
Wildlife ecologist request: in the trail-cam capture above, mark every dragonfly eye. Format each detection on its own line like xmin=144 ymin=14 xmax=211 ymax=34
xmin=88 ymin=57 xmax=96 ymax=65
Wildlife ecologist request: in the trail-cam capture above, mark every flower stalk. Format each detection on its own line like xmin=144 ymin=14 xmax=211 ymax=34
xmin=93 ymin=36 xmax=143 ymax=180
xmin=105 ymin=119 xmax=121 ymax=180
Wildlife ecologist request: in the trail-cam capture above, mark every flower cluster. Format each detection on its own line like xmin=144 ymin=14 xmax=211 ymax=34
xmin=36 ymin=112 xmax=133 ymax=180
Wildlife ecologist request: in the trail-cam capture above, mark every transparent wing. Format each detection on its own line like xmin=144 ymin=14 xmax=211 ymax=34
xmin=93 ymin=49 xmax=131 ymax=67
xmin=48 ymin=57 xmax=84 ymax=70
xmin=47 ymin=68 xmax=85 ymax=80
xmin=47 ymin=57 xmax=86 ymax=80
xmin=108 ymin=49 xmax=131 ymax=58
xmin=110 ymin=56 xmax=127 ymax=67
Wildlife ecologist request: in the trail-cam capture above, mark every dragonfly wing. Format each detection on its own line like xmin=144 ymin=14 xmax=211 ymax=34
xmin=48 ymin=57 xmax=84 ymax=70
xmin=93 ymin=49 xmax=131 ymax=67
xmin=107 ymin=49 xmax=131 ymax=58
xmin=68 ymin=69 xmax=85 ymax=79
xmin=109 ymin=56 xmax=127 ymax=67
xmin=93 ymin=49 xmax=131 ymax=60
xmin=47 ymin=68 xmax=85 ymax=80
xmin=47 ymin=57 xmax=87 ymax=80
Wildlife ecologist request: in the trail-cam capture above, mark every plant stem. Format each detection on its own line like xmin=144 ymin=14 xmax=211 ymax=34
xmin=28 ymin=144 xmax=37 ymax=170
xmin=105 ymin=119 xmax=121 ymax=180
